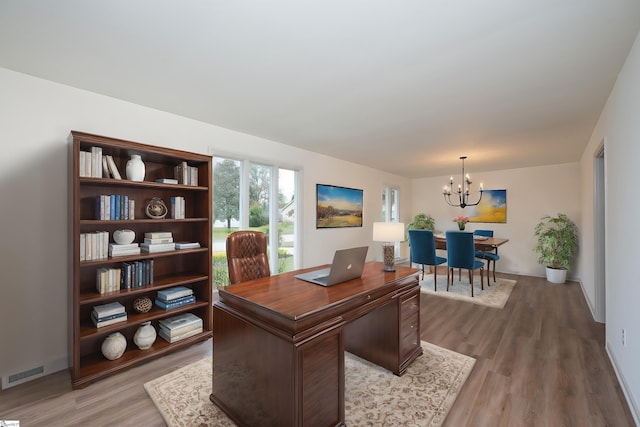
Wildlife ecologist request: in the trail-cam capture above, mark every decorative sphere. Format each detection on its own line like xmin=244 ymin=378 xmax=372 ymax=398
xmin=101 ymin=332 xmax=127 ymax=360
xmin=113 ymin=229 xmax=136 ymax=245
xmin=133 ymin=296 xmax=153 ymax=313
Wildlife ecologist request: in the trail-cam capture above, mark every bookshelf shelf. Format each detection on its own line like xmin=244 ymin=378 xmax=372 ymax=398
xmin=69 ymin=131 xmax=213 ymax=388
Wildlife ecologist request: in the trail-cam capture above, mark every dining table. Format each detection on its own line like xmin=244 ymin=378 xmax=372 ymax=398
xmin=433 ymin=233 xmax=509 ymax=251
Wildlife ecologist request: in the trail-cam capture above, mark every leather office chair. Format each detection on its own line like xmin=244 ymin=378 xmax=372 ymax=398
xmin=445 ymin=231 xmax=485 ymax=297
xmin=226 ymin=230 xmax=271 ymax=284
xmin=408 ymin=229 xmax=447 ymax=291
xmin=473 ymin=229 xmax=500 ymax=283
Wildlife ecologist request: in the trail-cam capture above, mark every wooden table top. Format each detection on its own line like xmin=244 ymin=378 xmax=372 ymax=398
xmin=216 ymin=261 xmax=420 ymax=334
xmin=434 ymin=234 xmax=509 ymax=247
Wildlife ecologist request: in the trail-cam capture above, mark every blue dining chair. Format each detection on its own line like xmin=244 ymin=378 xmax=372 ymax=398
xmin=408 ymin=229 xmax=447 ymax=291
xmin=474 ymin=229 xmax=500 ymax=283
xmin=446 ymin=230 xmax=485 ymax=297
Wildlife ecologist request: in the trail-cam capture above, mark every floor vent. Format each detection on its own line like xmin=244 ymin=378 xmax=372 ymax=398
xmin=3 ymin=366 xmax=45 ymax=389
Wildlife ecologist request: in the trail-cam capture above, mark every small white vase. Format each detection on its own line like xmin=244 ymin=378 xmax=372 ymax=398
xmin=101 ymin=332 xmax=127 ymax=360
xmin=113 ymin=229 xmax=135 ymax=245
xmin=126 ymin=154 xmax=145 ymax=181
xmin=133 ymin=321 xmax=156 ymax=350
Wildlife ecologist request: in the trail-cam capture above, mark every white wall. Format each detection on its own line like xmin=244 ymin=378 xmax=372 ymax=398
xmin=0 ymin=67 xmax=411 ymax=385
xmin=410 ymin=163 xmax=581 ymax=278
xmin=579 ymin=31 xmax=640 ymax=422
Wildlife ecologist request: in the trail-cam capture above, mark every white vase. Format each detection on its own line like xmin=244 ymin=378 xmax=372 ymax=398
xmin=113 ymin=229 xmax=135 ymax=245
xmin=126 ymin=154 xmax=145 ymax=181
xmin=101 ymin=332 xmax=127 ymax=360
xmin=133 ymin=321 xmax=156 ymax=350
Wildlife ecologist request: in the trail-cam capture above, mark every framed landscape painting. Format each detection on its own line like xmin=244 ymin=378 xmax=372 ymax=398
xmin=469 ymin=189 xmax=507 ymax=223
xmin=316 ymin=184 xmax=363 ymax=228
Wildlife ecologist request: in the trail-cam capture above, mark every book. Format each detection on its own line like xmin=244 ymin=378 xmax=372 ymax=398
xmin=158 ymin=313 xmax=203 ymax=336
xmin=143 ymin=237 xmax=174 ymax=244
xmin=156 ymin=286 xmax=194 ymax=301
xmin=91 ymin=311 xmax=127 ymax=328
xmin=170 ymin=196 xmax=185 ymax=219
xmin=158 ymin=321 xmax=202 ymax=338
xmin=91 ymin=310 xmax=127 ymax=323
xmin=109 ymin=243 xmax=140 ymax=251
xmin=144 ymin=231 xmax=172 ymax=239
xmin=109 ymin=247 xmax=141 ymax=257
xmin=102 ymin=155 xmax=111 ymax=178
xmin=155 ymin=178 xmax=178 ymax=184
xmin=158 ymin=312 xmax=202 ymax=330
xmin=158 ymin=326 xmax=202 ymax=343
xmin=91 ymin=146 xmax=102 ymax=178
xmin=106 ymin=155 xmax=122 ymax=179
xmin=140 ymin=242 xmax=175 ymax=253
xmin=93 ymin=301 xmax=125 ymax=318
xmin=175 ymin=242 xmax=201 ymax=249
xmin=154 ymin=295 xmax=196 ymax=310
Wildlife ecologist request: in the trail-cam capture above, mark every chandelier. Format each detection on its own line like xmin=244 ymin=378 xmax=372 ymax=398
xmin=443 ymin=156 xmax=483 ymax=208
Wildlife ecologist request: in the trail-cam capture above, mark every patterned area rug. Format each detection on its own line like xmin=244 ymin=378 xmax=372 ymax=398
xmin=420 ymin=273 xmax=516 ymax=308
xmin=144 ymin=341 xmax=475 ymax=427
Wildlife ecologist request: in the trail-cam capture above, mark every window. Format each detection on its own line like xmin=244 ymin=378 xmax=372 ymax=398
xmin=212 ymin=157 xmax=299 ymax=288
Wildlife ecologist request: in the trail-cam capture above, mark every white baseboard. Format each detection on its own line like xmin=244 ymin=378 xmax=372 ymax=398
xmin=606 ymin=343 xmax=640 ymax=426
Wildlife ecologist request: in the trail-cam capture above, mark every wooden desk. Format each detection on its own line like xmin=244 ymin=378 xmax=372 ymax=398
xmin=434 ymin=234 xmax=509 ymax=251
xmin=210 ymin=262 xmax=422 ymax=427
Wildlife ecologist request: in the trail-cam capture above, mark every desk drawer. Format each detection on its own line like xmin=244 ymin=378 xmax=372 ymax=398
xmin=400 ymin=311 xmax=419 ymax=355
xmin=400 ymin=292 xmax=419 ymax=321
xmin=399 ymin=290 xmax=420 ymax=357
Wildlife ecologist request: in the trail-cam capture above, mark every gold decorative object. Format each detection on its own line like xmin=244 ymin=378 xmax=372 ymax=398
xmin=145 ymin=197 xmax=168 ymax=219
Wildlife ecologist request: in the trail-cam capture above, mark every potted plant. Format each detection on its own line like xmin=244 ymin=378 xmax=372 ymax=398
xmin=533 ymin=213 xmax=578 ymax=283
xmin=407 ymin=213 xmax=435 ymax=231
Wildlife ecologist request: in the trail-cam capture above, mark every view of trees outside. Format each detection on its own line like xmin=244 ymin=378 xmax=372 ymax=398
xmin=212 ymin=157 xmax=296 ymax=288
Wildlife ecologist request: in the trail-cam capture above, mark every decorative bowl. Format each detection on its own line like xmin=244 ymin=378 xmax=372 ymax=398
xmin=113 ymin=229 xmax=135 ymax=245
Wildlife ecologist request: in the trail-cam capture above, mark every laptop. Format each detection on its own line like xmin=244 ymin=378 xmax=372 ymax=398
xmin=295 ymin=246 xmax=369 ymax=286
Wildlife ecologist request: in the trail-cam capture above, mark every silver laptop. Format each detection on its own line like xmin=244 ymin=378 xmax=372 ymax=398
xmin=295 ymin=246 xmax=369 ymax=286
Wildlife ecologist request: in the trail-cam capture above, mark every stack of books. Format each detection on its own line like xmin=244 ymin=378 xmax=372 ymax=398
xmin=121 ymin=259 xmax=154 ymax=289
xmin=170 ymin=196 xmax=185 ymax=219
xmin=80 ymin=231 xmax=109 ymax=261
xmin=155 ymin=286 xmax=195 ymax=310
xmin=175 ymin=241 xmax=201 ymax=250
xmin=95 ymin=194 xmax=134 ymax=220
xmin=109 ymin=243 xmax=141 ymax=257
xmin=91 ymin=301 xmax=127 ymax=328
xmin=141 ymin=232 xmax=175 ymax=253
xmin=158 ymin=313 xmax=203 ymax=343
xmin=174 ymin=161 xmax=199 ymax=186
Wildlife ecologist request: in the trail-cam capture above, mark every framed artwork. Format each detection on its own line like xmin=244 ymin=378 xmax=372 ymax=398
xmin=469 ymin=189 xmax=507 ymax=223
xmin=316 ymin=184 xmax=363 ymax=228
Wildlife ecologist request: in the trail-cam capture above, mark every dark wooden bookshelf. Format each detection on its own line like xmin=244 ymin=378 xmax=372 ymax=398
xmin=69 ymin=130 xmax=213 ymax=388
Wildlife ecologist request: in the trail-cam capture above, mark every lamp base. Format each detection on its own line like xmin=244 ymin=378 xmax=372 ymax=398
xmin=382 ymin=243 xmax=396 ymax=272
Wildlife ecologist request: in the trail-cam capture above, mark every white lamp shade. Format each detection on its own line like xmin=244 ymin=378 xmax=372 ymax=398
xmin=372 ymin=222 xmax=405 ymax=242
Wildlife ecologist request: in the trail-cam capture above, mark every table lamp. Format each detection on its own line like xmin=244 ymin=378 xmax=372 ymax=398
xmin=373 ymin=222 xmax=405 ymax=272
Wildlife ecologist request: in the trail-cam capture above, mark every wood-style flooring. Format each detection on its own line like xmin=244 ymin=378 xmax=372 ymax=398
xmin=0 ymin=274 xmax=635 ymax=426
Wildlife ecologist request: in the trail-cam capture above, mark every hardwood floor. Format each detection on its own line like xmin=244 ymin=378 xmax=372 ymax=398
xmin=0 ymin=274 xmax=634 ymax=426
xmin=422 ymin=273 xmax=635 ymax=427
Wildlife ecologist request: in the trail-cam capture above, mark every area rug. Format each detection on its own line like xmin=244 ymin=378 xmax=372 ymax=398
xmin=144 ymin=341 xmax=475 ymax=427
xmin=420 ymin=273 xmax=516 ymax=308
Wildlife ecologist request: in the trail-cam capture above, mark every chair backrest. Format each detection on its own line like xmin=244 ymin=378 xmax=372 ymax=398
xmin=226 ymin=231 xmax=271 ymax=284
xmin=446 ymin=231 xmax=476 ymax=269
xmin=474 ymin=229 xmax=494 ymax=237
xmin=408 ymin=229 xmax=438 ymax=265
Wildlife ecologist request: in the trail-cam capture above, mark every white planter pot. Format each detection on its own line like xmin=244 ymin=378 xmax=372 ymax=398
xmin=545 ymin=266 xmax=567 ymax=284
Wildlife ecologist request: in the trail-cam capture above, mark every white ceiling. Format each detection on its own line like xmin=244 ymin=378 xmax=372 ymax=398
xmin=1 ymin=1 xmax=639 ymax=178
